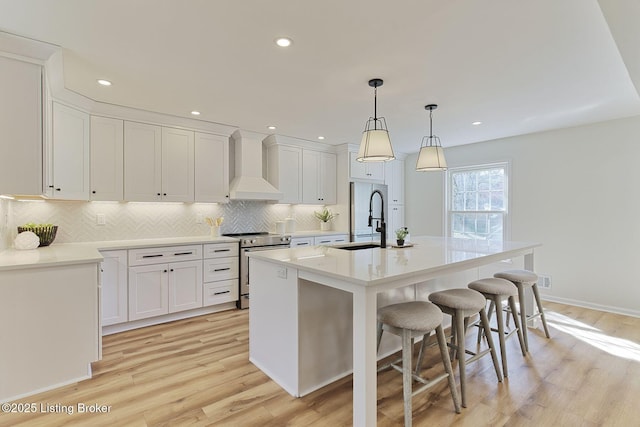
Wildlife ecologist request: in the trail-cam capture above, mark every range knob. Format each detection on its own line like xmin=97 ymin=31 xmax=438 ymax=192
xmin=281 ymin=236 xmax=290 ymax=242
xmin=251 ymin=239 xmax=257 ymax=244
xmin=243 ymin=239 xmax=251 ymax=245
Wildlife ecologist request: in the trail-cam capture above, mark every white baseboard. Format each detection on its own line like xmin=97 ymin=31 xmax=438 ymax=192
xmin=1 ymin=373 xmax=92 ymax=404
xmin=541 ymin=295 xmax=640 ymax=318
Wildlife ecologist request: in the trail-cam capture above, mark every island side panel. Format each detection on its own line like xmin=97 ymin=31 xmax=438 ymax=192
xmin=0 ymin=263 xmax=99 ymax=402
xmin=248 ymin=258 xmax=300 ymax=396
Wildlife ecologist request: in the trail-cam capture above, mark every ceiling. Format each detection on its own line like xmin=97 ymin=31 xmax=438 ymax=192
xmin=1 ymin=0 xmax=639 ymax=154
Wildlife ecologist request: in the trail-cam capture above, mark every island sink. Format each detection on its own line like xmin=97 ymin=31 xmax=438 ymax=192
xmin=333 ymin=243 xmax=380 ymax=251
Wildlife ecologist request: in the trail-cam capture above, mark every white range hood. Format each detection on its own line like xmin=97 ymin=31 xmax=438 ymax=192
xmin=229 ymin=130 xmax=283 ymax=201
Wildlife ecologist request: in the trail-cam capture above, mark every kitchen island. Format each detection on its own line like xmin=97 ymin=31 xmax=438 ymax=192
xmin=247 ymin=236 xmax=540 ymax=427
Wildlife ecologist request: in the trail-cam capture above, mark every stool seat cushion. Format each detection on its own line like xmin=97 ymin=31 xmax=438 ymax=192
xmin=468 ymin=277 xmax=518 ymax=296
xmin=377 ymin=301 xmax=443 ymax=332
xmin=428 ymin=288 xmax=486 ymax=311
xmin=494 ymin=269 xmax=538 ymax=283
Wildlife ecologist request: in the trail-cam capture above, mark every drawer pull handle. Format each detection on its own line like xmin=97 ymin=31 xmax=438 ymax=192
xmin=319 ymin=240 xmax=330 ymax=243
xmin=213 ymin=290 xmax=231 ymax=295
xmin=174 ymin=252 xmax=193 ymax=256
xmin=298 ymin=242 xmax=309 ymax=246
xmin=213 ymin=267 xmax=231 ymax=272
xmin=142 ymin=254 xmax=163 ymax=258
xmin=213 ymin=249 xmax=231 ymax=252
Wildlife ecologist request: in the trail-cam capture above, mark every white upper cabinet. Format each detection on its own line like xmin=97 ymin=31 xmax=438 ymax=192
xmin=386 ymin=158 xmax=405 ymax=205
xmin=161 ymin=127 xmax=194 ymax=202
xmin=90 ymin=116 xmax=124 ymax=201
xmin=303 ymin=150 xmax=336 ymax=204
xmin=267 ymin=144 xmax=302 ymax=204
xmin=124 ymin=123 xmax=194 ymax=202
xmin=47 ymin=102 xmax=90 ymax=200
xmin=0 ymin=56 xmax=42 ymax=196
xmin=349 ymin=151 xmax=385 ymax=181
xmin=124 ymin=121 xmax=162 ymax=201
xmin=194 ymin=132 xmax=229 ymax=203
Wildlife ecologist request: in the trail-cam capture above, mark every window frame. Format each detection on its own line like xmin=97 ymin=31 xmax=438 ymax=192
xmin=445 ymin=161 xmax=511 ymax=242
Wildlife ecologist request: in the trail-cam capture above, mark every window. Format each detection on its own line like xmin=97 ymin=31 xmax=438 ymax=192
xmin=448 ymin=163 xmax=509 ymax=242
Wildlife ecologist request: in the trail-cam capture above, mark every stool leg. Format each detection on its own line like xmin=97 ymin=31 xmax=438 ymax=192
xmin=377 ymin=322 xmax=383 ymax=353
xmin=435 ymin=325 xmax=461 ymax=414
xmin=531 ymin=283 xmax=551 ymax=339
xmin=477 ymin=299 xmax=495 ymax=344
xmin=508 ymin=295 xmax=527 ymax=356
xmin=493 ymin=295 xmax=509 ymax=377
xmin=453 ymin=310 xmax=468 ymax=408
xmin=415 ymin=332 xmax=430 ymax=375
xmin=402 ymin=329 xmax=413 ymax=427
xmin=516 ymin=282 xmax=529 ymax=352
xmin=480 ymin=307 xmax=503 ymax=383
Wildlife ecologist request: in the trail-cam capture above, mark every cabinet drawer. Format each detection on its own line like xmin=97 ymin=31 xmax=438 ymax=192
xmin=290 ymin=237 xmax=314 ymax=247
xmin=129 ymin=245 xmax=202 ymax=266
xmin=314 ymin=235 xmax=349 ymax=245
xmin=203 ymin=279 xmax=238 ymax=306
xmin=203 ymin=257 xmax=239 ymax=282
xmin=203 ymin=242 xmax=239 ymax=259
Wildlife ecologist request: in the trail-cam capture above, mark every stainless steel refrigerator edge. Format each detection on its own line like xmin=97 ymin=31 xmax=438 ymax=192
xmin=349 ymin=182 xmax=388 ymax=243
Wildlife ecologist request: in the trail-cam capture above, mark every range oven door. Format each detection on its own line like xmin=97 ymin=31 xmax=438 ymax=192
xmin=240 ymin=244 xmax=289 ymax=309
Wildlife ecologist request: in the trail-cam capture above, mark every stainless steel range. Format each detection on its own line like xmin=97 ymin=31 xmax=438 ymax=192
xmin=224 ymin=232 xmax=291 ymax=309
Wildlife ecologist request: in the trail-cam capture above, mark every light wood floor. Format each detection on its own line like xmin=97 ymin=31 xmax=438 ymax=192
xmin=2 ymin=301 xmax=639 ymax=426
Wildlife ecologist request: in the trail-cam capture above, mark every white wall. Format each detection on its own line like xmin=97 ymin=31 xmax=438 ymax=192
xmin=405 ymin=115 xmax=640 ymax=317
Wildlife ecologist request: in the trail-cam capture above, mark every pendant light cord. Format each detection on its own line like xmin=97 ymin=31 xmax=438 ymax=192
xmin=373 ymin=86 xmax=378 ymax=130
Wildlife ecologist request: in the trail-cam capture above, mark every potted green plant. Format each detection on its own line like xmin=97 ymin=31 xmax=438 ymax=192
xmin=395 ymin=227 xmax=409 ymax=246
xmin=314 ymin=207 xmax=338 ymax=231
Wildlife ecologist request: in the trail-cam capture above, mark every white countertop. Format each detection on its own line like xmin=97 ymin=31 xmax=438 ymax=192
xmin=0 ymin=235 xmax=238 ymax=271
xmin=247 ymin=236 xmax=541 ymax=286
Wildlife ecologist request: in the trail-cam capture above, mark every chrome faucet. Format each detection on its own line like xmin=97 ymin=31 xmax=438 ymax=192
xmin=368 ymin=189 xmax=387 ymax=248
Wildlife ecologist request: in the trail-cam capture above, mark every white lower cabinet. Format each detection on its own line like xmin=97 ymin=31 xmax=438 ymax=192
xmin=203 ymin=242 xmax=239 ymax=306
xmin=100 ymin=250 xmax=128 ymax=326
xmin=314 ymin=234 xmax=348 ymax=245
xmin=127 ymin=245 xmax=204 ymax=321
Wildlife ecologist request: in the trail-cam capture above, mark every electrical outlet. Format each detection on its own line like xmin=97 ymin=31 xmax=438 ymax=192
xmin=96 ymin=213 xmax=106 ymax=226
xmin=196 ymin=213 xmax=203 ymax=224
xmin=277 ymin=267 xmax=287 ymax=279
xmin=537 ymin=274 xmax=552 ymax=290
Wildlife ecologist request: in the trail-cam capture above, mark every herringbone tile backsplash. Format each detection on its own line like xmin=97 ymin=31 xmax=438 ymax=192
xmin=2 ymin=200 xmax=337 ymax=246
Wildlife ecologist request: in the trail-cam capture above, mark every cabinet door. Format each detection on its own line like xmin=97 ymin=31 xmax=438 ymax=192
xmin=302 ymin=150 xmax=321 ymax=204
xmin=349 ymin=151 xmax=385 ymax=181
xmin=267 ymin=145 xmax=302 ymax=203
xmin=195 ymin=132 xmax=229 ymax=202
xmin=0 ymin=56 xmax=42 ymax=196
xmin=128 ymin=264 xmax=169 ymax=320
xmin=386 ymin=159 xmax=405 ymax=205
xmin=124 ymin=121 xmax=162 ymax=201
xmin=90 ymin=116 xmax=124 ymax=201
xmin=388 ymin=205 xmax=406 ymax=242
xmin=320 ymin=152 xmax=337 ymax=204
xmin=50 ymin=103 xmax=90 ymax=200
xmin=168 ymin=260 xmax=202 ymax=313
xmin=162 ymin=127 xmax=194 ymax=202
xmin=100 ymin=250 xmax=128 ymax=326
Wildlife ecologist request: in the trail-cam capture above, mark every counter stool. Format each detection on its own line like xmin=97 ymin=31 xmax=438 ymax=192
xmin=427 ymin=288 xmax=503 ymax=407
xmin=494 ymin=270 xmax=550 ymax=352
xmin=377 ymin=301 xmax=461 ymax=426
xmin=468 ymin=278 xmax=527 ymax=377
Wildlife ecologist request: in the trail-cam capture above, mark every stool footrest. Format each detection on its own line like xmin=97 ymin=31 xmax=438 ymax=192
xmin=412 ymin=372 xmax=451 ymax=397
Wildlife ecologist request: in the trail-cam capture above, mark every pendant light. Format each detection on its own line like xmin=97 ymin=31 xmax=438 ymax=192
xmin=357 ymin=78 xmax=395 ymax=162
xmin=416 ymin=104 xmax=447 ymax=171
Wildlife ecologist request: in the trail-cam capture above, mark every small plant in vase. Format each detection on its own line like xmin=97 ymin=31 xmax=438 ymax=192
xmin=314 ymin=207 xmax=338 ymax=231
xmin=395 ymin=227 xmax=409 ymax=246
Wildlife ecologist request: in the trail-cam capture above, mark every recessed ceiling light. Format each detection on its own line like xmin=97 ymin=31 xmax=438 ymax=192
xmin=472 ymin=121 xmax=482 ymax=126
xmin=268 ymin=126 xmax=277 ymax=130
xmin=97 ymin=79 xmax=112 ymax=86
xmin=191 ymin=111 xmax=201 ymax=116
xmin=317 ymin=136 xmax=325 ymax=140
xmin=275 ymin=37 xmax=293 ymax=47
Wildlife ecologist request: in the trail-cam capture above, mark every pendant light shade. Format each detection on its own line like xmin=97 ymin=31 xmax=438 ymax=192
xmin=357 ymin=78 xmax=395 ymax=162
xmin=416 ymin=104 xmax=447 ymax=171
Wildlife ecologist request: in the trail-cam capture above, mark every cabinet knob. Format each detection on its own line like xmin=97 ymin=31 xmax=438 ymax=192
xmin=163 ymin=269 xmax=168 ymax=273
xmin=92 ymin=190 xmax=96 ymax=194
xmin=163 ymin=193 xmax=167 ymax=196
xmin=170 ymin=268 xmax=174 ymax=272
xmin=48 ymin=185 xmax=54 ymax=188
xmin=55 ymin=188 xmax=61 ymax=191
xmin=157 ymin=193 xmax=161 ymax=196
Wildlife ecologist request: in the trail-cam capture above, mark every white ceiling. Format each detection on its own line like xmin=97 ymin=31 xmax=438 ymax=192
xmin=1 ymin=0 xmax=639 ymax=154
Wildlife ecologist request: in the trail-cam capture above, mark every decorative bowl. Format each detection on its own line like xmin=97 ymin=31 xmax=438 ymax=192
xmin=17 ymin=225 xmax=58 ymax=247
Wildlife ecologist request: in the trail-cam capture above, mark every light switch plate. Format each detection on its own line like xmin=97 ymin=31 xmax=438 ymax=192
xmin=277 ymin=266 xmax=287 ymax=279
xmin=96 ymin=213 xmax=106 ymax=226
